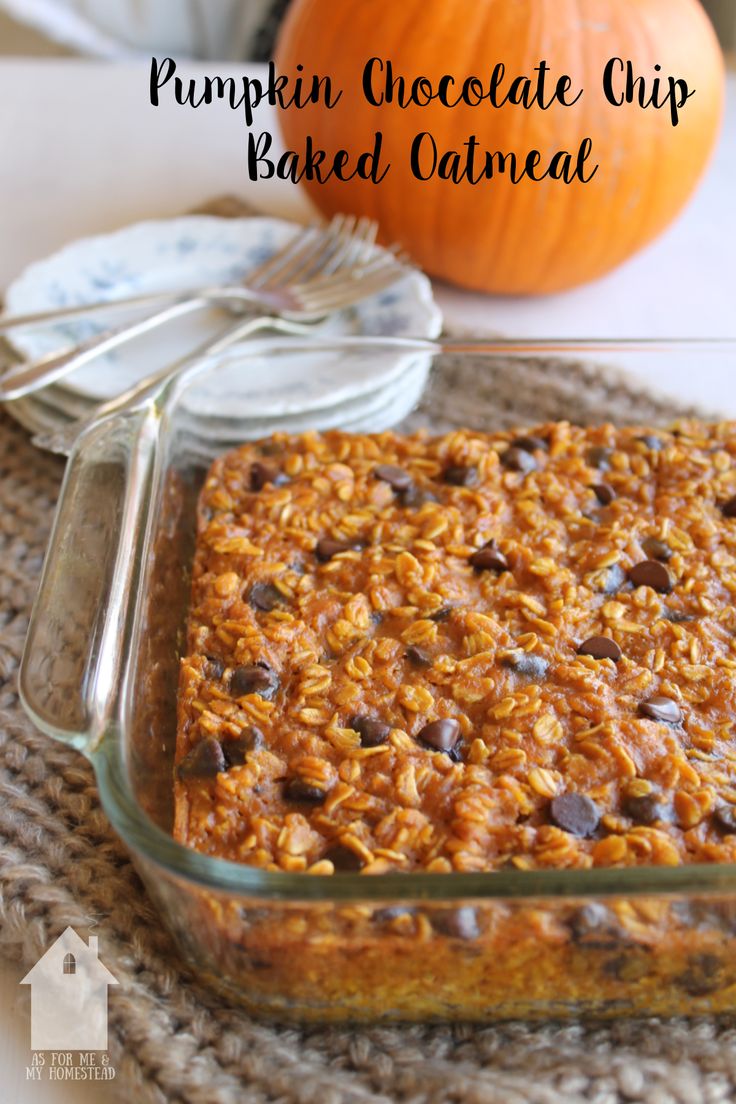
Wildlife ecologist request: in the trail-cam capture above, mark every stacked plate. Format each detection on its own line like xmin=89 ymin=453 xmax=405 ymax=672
xmin=2 ymin=216 xmax=443 ymax=446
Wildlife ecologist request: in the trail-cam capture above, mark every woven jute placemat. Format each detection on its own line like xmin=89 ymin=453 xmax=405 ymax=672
xmin=3 ymin=357 xmax=736 ymax=1104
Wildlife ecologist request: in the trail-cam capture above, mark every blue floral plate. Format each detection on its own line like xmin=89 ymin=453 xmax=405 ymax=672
xmin=3 ymin=216 xmax=442 ymax=438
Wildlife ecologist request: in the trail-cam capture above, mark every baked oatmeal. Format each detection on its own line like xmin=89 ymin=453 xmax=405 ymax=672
xmin=175 ymin=421 xmax=736 ymax=877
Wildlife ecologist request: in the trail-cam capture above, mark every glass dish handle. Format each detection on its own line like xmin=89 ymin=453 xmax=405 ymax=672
xmin=19 ymin=408 xmax=159 ymax=755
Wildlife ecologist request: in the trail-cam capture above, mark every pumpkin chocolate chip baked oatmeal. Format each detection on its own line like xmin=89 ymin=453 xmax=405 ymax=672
xmin=176 ymin=421 xmax=736 ymax=873
xmin=173 ymin=421 xmax=736 ymax=1018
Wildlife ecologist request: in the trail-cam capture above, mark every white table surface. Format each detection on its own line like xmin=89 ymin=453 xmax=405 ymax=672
xmin=0 ymin=58 xmax=735 ymax=1103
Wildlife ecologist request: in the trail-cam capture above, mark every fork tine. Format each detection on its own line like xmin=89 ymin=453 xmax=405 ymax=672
xmin=295 ymin=264 xmax=407 ymax=313
xmin=248 ymin=214 xmax=345 ymax=291
xmin=333 ymin=266 xmax=406 ymax=302
xmin=303 ymin=274 xmax=405 ymax=314
xmin=329 ymin=215 xmax=379 ymax=272
xmin=302 ymin=241 xmax=404 ymax=282
xmin=298 ymin=254 xmax=403 ymax=290
xmin=255 ymin=214 xmax=352 ymax=290
xmin=308 ymin=215 xmax=378 ymax=279
xmin=242 ymin=221 xmax=322 ymax=289
xmin=273 ymin=213 xmax=379 ymax=287
xmin=319 ymin=257 xmax=406 ymax=292
xmin=349 ymin=216 xmax=379 ymax=264
xmin=243 ymin=213 xmax=385 ymax=291
xmin=278 ymin=213 xmax=359 ymax=285
xmin=293 ymin=254 xmax=407 ymax=304
xmin=260 ymin=214 xmax=381 ymax=290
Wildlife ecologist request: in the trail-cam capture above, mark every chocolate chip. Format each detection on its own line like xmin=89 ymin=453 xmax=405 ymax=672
xmin=721 ymin=495 xmax=736 ymax=518
xmin=592 ymin=483 xmax=616 ymax=506
xmin=713 ymin=806 xmax=736 ymax=834
xmin=622 ymin=793 xmax=664 ymax=825
xmin=405 ymin=646 xmax=433 ymax=668
xmin=675 ymin=953 xmax=722 ymax=996
xmin=222 ymin=726 xmax=265 ymax=767
xmin=586 ymin=446 xmax=614 ymax=471
xmin=637 ymin=434 xmax=663 ymax=451
xmin=432 ymin=907 xmax=479 ymax=940
xmin=374 ymin=464 xmax=413 ymax=493
xmin=671 ymin=900 xmax=736 ymax=933
xmin=443 ymin=465 xmax=478 ymax=487
xmin=402 ymin=484 xmax=439 ymax=507
xmin=230 ymin=664 xmax=279 ymax=700
xmin=177 ymin=737 xmax=226 ymax=780
xmin=602 ymin=951 xmax=650 ymax=982
xmin=258 ymin=439 xmax=284 ymax=457
xmin=249 ymin=461 xmax=282 ymax=491
xmin=501 ymin=446 xmax=537 ymax=474
xmin=693 ymin=952 xmax=721 ymax=977
xmin=501 ymin=652 xmax=549 ymax=679
xmin=599 ymin=562 xmax=626 ymax=595
xmin=284 ymin=777 xmax=326 ymax=803
xmin=641 ymin=537 xmax=672 ymax=563
xmin=628 ymin=560 xmax=673 ymax=594
xmin=512 ymin=435 xmax=548 ymax=453
xmin=577 ymin=636 xmax=622 ymax=662
xmin=237 ymin=725 xmax=265 ymax=749
xmin=550 ymin=793 xmax=601 ymax=837
xmin=205 ymin=655 xmax=224 ymax=679
xmin=324 ymin=844 xmax=364 ymax=872
xmin=284 ymin=778 xmax=326 ymax=803
xmin=349 ymin=714 xmax=391 ymax=747
xmin=470 ymin=541 xmax=509 ymax=573
xmin=249 ymin=582 xmax=283 ymax=612
xmin=569 ymin=904 xmax=624 ymax=948
xmin=638 ymin=696 xmax=682 ymax=724
xmin=662 ymin=608 xmax=695 ymax=623
xmin=418 ymin=718 xmax=461 ymax=753
xmin=430 ymin=606 xmax=454 ymax=622
xmin=315 ymin=537 xmax=360 ymax=562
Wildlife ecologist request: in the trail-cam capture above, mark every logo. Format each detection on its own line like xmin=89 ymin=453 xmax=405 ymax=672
xmin=20 ymin=927 xmax=118 ymax=1081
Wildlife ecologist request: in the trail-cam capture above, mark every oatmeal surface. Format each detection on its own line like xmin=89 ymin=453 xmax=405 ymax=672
xmin=174 ymin=422 xmax=736 ymax=874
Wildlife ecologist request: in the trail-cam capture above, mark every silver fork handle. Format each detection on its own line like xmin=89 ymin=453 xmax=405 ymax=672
xmin=0 ymin=289 xmax=192 ymax=335
xmin=0 ymin=282 xmax=281 ymax=342
xmin=32 ymin=314 xmax=318 ymax=455
xmin=0 ymin=294 xmax=219 ymax=402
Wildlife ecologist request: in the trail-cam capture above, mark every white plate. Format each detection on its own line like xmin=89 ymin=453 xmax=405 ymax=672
xmin=176 ymin=358 xmax=429 ymax=459
xmin=180 ymin=344 xmax=426 ymax=419
xmin=8 ymin=348 xmax=431 ymax=440
xmin=177 ymin=353 xmax=430 ymax=438
xmin=3 ymin=216 xmax=442 ymax=431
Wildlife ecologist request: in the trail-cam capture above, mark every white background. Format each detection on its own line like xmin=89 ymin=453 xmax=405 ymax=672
xmin=0 ymin=55 xmax=734 ymax=1104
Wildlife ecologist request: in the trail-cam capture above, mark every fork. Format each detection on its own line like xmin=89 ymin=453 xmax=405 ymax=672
xmin=31 ymin=248 xmax=409 ymax=455
xmin=0 ymin=213 xmax=384 ymax=402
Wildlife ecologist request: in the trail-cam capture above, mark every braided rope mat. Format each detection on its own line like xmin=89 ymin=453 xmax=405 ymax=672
xmin=2 ymin=355 xmax=736 ymax=1104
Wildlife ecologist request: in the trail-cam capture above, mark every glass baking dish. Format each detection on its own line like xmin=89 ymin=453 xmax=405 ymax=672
xmin=18 ymin=336 xmax=736 ymax=1023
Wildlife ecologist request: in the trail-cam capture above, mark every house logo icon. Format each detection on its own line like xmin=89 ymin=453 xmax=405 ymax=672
xmin=20 ymin=927 xmax=118 ymax=1050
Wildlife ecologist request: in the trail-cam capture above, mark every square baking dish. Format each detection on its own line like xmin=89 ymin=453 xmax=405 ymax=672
xmin=19 ymin=336 xmax=736 ymax=1022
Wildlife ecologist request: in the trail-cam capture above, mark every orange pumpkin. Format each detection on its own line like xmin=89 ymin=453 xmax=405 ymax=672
xmin=275 ymin=0 xmax=724 ymax=295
